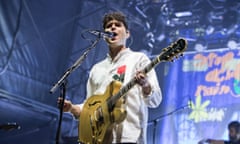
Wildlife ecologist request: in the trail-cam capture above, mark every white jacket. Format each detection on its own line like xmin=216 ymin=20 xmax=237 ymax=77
xmin=85 ymin=48 xmax=162 ymax=144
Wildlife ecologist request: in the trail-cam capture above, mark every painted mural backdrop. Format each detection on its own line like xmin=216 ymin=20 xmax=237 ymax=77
xmin=159 ymin=49 xmax=240 ymax=144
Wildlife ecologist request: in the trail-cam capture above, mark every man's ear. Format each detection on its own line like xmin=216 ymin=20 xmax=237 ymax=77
xmin=126 ymin=30 xmax=130 ymax=38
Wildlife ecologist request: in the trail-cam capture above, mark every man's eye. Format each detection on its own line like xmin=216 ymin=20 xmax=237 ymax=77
xmin=106 ymin=25 xmax=111 ymax=28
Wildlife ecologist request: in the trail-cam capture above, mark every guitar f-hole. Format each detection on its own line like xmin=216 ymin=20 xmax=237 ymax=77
xmin=94 ymin=107 xmax=104 ymax=122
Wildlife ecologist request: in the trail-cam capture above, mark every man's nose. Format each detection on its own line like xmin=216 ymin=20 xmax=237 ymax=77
xmin=111 ymin=27 xmax=116 ymax=31
xmin=111 ymin=25 xmax=116 ymax=30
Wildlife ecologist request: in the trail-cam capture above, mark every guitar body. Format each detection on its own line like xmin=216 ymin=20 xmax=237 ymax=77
xmin=79 ymin=81 xmax=127 ymax=144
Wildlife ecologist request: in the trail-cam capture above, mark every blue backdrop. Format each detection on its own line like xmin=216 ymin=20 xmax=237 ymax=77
xmin=158 ymin=48 xmax=240 ymax=144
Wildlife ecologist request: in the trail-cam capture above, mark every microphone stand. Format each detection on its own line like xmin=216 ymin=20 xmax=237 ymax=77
xmin=149 ymin=104 xmax=189 ymax=144
xmin=55 ymin=79 xmax=67 ymax=144
xmin=50 ymin=36 xmax=101 ymax=144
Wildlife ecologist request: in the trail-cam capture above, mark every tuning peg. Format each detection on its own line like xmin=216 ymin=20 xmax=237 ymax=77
xmin=163 ymin=48 xmax=168 ymax=51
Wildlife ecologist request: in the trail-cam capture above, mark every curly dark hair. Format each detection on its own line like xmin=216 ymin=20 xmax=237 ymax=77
xmin=228 ymin=121 xmax=240 ymax=133
xmin=102 ymin=11 xmax=128 ymax=30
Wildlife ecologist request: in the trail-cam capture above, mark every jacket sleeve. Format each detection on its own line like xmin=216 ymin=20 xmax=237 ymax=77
xmin=137 ymin=53 xmax=162 ymax=108
xmin=142 ymin=68 xmax=162 ymax=108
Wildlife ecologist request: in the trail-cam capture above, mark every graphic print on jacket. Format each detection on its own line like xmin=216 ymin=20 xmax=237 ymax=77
xmin=112 ymin=65 xmax=126 ymax=83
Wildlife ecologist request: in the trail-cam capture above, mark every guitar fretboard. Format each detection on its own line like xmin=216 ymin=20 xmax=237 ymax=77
xmin=107 ymin=54 xmax=162 ymax=109
xmin=107 ymin=38 xmax=187 ymax=110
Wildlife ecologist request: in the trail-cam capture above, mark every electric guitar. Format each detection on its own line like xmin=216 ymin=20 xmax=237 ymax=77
xmin=78 ymin=38 xmax=188 ymax=144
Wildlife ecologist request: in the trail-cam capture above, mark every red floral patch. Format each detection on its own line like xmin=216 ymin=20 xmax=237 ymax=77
xmin=117 ymin=65 xmax=126 ymax=75
xmin=113 ymin=65 xmax=126 ymax=82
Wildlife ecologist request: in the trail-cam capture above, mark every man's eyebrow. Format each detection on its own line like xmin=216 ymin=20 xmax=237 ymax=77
xmin=106 ymin=21 xmax=122 ymax=26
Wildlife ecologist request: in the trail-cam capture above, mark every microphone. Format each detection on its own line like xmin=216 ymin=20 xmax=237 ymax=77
xmin=0 ymin=122 xmax=21 ymax=131
xmin=88 ymin=30 xmax=115 ymax=39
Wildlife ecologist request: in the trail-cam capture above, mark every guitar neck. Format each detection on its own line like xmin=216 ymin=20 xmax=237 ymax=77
xmin=108 ymin=38 xmax=187 ymax=110
xmin=108 ymin=55 xmax=161 ymax=109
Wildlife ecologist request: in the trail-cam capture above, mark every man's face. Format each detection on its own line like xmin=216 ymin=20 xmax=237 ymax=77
xmin=104 ymin=19 xmax=129 ymax=47
xmin=229 ymin=127 xmax=238 ymax=142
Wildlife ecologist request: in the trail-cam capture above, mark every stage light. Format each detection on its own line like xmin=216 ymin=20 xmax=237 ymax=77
xmin=194 ymin=42 xmax=207 ymax=52
xmin=194 ymin=39 xmax=207 ymax=52
xmin=227 ymin=40 xmax=238 ymax=49
xmin=156 ymin=34 xmax=165 ymax=42
xmin=175 ymin=11 xmax=192 ymax=17
xmin=145 ymin=32 xmax=155 ymax=49
xmin=206 ymin=25 xmax=215 ymax=35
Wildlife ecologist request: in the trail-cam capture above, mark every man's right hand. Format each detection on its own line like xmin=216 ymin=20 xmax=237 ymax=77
xmin=57 ymin=97 xmax=82 ymax=118
xmin=57 ymin=97 xmax=73 ymax=112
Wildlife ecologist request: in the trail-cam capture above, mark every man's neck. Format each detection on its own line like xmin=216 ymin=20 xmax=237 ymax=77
xmin=109 ymin=45 xmax=126 ymax=59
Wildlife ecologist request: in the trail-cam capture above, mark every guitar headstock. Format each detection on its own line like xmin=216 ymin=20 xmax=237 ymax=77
xmin=160 ymin=38 xmax=188 ymax=62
